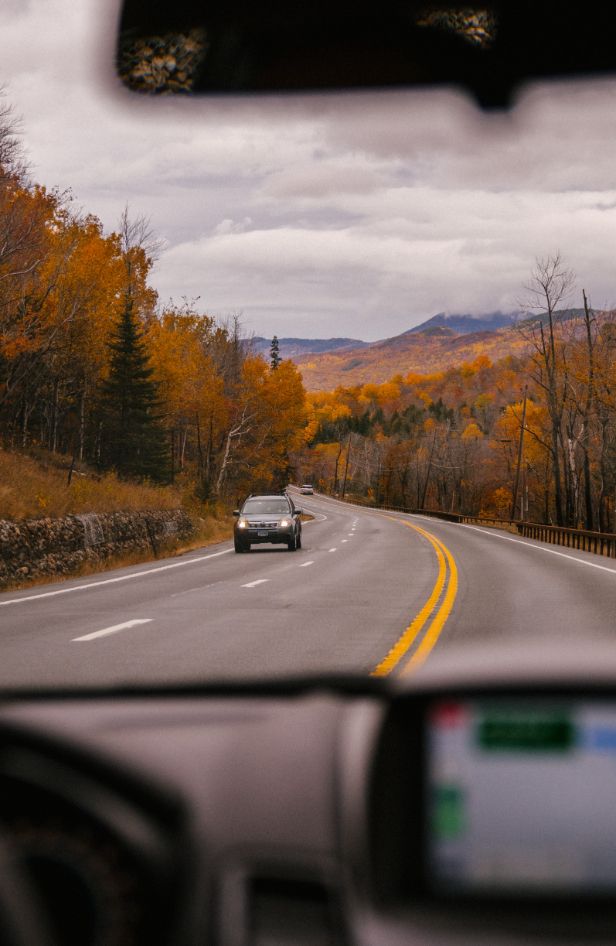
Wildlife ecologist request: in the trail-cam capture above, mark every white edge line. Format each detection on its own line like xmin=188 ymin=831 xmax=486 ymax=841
xmin=73 ymin=618 xmax=152 ymax=642
xmin=0 ymin=548 xmax=233 ymax=608
xmin=461 ymin=524 xmax=616 ymax=575
xmin=241 ymin=579 xmax=270 ymax=588
xmin=294 ymin=490 xmax=616 ymax=576
xmin=321 ymin=495 xmax=616 ymax=576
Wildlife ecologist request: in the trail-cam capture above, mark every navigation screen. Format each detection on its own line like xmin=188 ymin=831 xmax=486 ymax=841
xmin=427 ymin=700 xmax=616 ymax=894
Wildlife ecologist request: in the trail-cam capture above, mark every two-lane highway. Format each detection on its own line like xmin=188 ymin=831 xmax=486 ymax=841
xmin=0 ymin=493 xmax=440 ymax=687
xmin=1 ymin=490 xmax=616 ymax=688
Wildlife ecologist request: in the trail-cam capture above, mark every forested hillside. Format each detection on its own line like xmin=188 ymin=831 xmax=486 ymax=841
xmin=298 ymin=262 xmax=616 ymax=532
xmin=295 ymin=324 xmax=531 ymax=389
xmin=0 ymin=99 xmax=306 ymax=508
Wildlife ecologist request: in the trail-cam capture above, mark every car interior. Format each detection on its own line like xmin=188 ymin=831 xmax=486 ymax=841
xmin=3 ymin=1 xmax=616 ymax=944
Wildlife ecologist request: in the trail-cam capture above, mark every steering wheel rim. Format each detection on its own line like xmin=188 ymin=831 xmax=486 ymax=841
xmin=0 ymin=835 xmax=50 ymax=946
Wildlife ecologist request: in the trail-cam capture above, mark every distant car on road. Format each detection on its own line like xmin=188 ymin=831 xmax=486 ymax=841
xmin=299 ymin=484 xmax=314 ymax=494
xmin=233 ymin=494 xmax=303 ymax=552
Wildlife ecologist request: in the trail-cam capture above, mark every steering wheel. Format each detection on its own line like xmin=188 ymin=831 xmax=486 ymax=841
xmin=0 ymin=836 xmax=50 ymax=946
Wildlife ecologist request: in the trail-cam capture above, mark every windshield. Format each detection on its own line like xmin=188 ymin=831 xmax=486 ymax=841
xmin=242 ymin=499 xmax=291 ymax=515
xmin=1 ymin=1 xmax=616 ymax=691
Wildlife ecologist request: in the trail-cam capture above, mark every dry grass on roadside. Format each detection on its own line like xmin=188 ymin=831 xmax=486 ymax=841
xmin=175 ymin=505 xmax=233 ymax=552
xmin=0 ymin=447 xmax=235 ymax=592
xmin=0 ymin=447 xmax=180 ymax=520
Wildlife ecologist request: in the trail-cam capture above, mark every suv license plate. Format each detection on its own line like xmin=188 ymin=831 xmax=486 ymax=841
xmin=257 ymin=530 xmax=269 ymax=537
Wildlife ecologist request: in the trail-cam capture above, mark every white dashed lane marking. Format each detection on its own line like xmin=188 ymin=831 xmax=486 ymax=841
xmin=241 ymin=579 xmax=270 ymax=589
xmin=299 ymin=561 xmax=314 ymax=567
xmin=73 ymin=619 xmax=152 ymax=642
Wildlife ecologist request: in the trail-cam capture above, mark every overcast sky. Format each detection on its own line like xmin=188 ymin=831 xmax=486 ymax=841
xmin=3 ymin=0 xmax=616 ymax=341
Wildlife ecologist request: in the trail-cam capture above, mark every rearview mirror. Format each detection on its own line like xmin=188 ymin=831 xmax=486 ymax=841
xmin=116 ymin=0 xmax=616 ymax=108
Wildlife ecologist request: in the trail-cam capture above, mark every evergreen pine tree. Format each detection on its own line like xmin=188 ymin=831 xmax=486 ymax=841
xmin=100 ymin=298 xmax=169 ymax=481
xmin=270 ymin=335 xmax=281 ymax=370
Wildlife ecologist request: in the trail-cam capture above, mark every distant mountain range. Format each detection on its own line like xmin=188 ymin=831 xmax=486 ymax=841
xmin=406 ymin=311 xmax=520 ymax=335
xmin=293 ymin=324 xmax=525 ymax=389
xmin=251 ymin=309 xmax=596 ymax=389
xmin=250 ymin=314 xmax=518 ymax=361
xmin=249 ymin=336 xmax=367 ymax=360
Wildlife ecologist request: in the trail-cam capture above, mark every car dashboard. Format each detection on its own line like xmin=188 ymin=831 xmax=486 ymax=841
xmin=2 ymin=651 xmax=616 ymax=946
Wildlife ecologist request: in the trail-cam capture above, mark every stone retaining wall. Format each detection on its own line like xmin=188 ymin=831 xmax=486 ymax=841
xmin=0 ymin=509 xmax=194 ymax=587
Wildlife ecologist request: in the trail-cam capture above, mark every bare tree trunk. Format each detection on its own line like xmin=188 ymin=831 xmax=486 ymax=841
xmin=216 ymin=430 xmax=235 ymax=495
xmin=51 ymin=378 xmax=59 ymax=453
xmin=581 ymin=289 xmax=596 ymax=529
xmin=78 ymin=382 xmax=86 ymax=462
xmin=215 ymin=408 xmax=254 ymax=496
xmin=420 ymin=429 xmax=437 ymax=508
xmin=510 ymin=386 xmax=527 ymax=520
xmin=195 ymin=413 xmax=204 ymax=472
xmin=598 ymin=414 xmax=610 ymax=532
xmin=544 ymin=454 xmax=551 ymax=523
xmin=566 ymin=435 xmax=579 ymax=525
xmin=21 ymin=400 xmax=31 ymax=447
xmin=333 ymin=440 xmax=343 ymax=494
xmin=520 ymin=255 xmax=575 ymax=525
xmin=206 ymin=415 xmax=213 ymax=490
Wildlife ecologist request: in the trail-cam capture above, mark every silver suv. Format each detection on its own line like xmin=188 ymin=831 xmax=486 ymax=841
xmin=233 ymin=495 xmax=302 ymax=552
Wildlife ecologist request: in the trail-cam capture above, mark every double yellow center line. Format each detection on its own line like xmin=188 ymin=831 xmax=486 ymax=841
xmin=372 ymin=519 xmax=458 ymax=677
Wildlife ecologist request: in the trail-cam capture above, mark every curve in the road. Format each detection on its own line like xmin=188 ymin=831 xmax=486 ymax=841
xmin=5 ymin=488 xmax=616 ymax=689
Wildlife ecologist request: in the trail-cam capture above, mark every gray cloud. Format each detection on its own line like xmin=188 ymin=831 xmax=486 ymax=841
xmin=3 ymin=0 xmax=616 ymax=341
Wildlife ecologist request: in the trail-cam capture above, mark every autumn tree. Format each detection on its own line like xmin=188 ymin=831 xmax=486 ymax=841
xmin=214 ymin=356 xmax=306 ymax=498
xmin=0 ymin=92 xmax=317 ymax=504
xmin=147 ymin=304 xmax=230 ymax=495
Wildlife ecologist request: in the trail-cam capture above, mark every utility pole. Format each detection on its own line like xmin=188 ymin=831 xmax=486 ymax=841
xmin=420 ymin=428 xmax=437 ymax=509
xmin=341 ymin=435 xmax=352 ymax=498
xmin=510 ymin=386 xmax=528 ymax=521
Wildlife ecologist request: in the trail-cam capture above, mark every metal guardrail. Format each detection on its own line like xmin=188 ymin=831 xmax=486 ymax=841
xmin=516 ymin=521 xmax=616 ymax=557
xmin=340 ymin=494 xmax=616 ymax=559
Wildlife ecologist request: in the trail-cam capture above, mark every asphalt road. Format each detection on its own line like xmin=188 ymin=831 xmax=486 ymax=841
xmin=1 ymin=489 xmax=616 ymax=688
